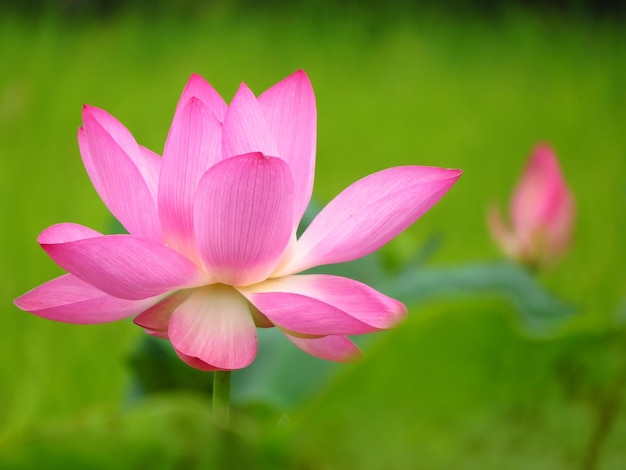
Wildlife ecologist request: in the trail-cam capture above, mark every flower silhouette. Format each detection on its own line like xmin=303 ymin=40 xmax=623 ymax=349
xmin=16 ymin=70 xmax=461 ymax=370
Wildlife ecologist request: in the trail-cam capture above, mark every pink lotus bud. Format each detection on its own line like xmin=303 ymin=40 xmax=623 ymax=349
xmin=488 ymin=144 xmax=575 ymax=268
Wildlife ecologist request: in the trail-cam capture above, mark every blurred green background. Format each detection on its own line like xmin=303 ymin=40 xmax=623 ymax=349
xmin=1 ymin=1 xmax=625 ymax=468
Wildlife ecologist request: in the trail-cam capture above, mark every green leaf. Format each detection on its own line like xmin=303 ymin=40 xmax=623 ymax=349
xmin=286 ymin=302 xmax=626 ymax=470
xmin=381 ymin=261 xmax=576 ymax=334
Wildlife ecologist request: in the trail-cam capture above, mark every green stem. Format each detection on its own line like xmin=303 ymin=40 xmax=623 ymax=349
xmin=213 ymin=370 xmax=231 ymax=427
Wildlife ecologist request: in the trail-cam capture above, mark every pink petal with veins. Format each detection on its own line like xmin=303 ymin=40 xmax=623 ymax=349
xmin=222 ymin=82 xmax=279 ymax=158
xmin=278 ymin=166 xmax=461 ymax=275
xmin=80 ymin=105 xmax=162 ymax=241
xmin=258 ymin=70 xmax=316 ymax=225
xmin=168 ymin=285 xmax=257 ymax=370
xmin=159 ymin=97 xmax=222 ymax=262
xmin=193 ymin=153 xmax=294 ymax=286
xmin=240 ymin=274 xmax=406 ymax=335
xmin=14 ymin=274 xmax=159 ymax=324
xmin=284 ymin=333 xmax=361 ymax=362
xmin=39 ymin=223 xmax=204 ymax=300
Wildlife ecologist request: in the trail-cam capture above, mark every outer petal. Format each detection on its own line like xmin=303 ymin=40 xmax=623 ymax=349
xmin=193 ymin=153 xmax=294 ymax=286
xmin=487 ymin=205 xmax=520 ymax=259
xmin=283 ymin=333 xmax=361 ymax=362
xmin=168 ymin=285 xmax=258 ymax=370
xmin=159 ymin=97 xmax=222 ymax=263
xmin=277 ymin=166 xmax=462 ymax=275
xmin=139 ymin=144 xmax=163 ymax=188
xmin=258 ymin=70 xmax=316 ymax=225
xmin=222 ymin=83 xmax=279 ymax=159
xmin=14 ymin=274 xmax=159 ymax=324
xmin=39 ymin=223 xmax=204 ymax=300
xmin=239 ymin=274 xmax=406 ymax=335
xmin=80 ymin=105 xmax=162 ymax=241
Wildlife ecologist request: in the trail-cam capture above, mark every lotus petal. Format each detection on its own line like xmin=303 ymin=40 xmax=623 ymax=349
xmin=258 ymin=70 xmax=316 ymax=225
xmin=39 ymin=223 xmax=204 ymax=300
xmin=222 ymin=82 xmax=279 ymax=158
xmin=159 ymin=97 xmax=222 ymax=262
xmin=14 ymin=274 xmax=159 ymax=324
xmin=240 ymin=274 xmax=406 ymax=335
xmin=80 ymin=105 xmax=162 ymax=241
xmin=193 ymin=153 xmax=294 ymax=286
xmin=278 ymin=166 xmax=461 ymax=275
xmin=284 ymin=333 xmax=361 ymax=362
xmin=168 ymin=285 xmax=257 ymax=370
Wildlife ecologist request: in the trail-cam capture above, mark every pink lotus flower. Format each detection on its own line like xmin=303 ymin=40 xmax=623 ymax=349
xmin=15 ymin=70 xmax=461 ymax=371
xmin=488 ymin=144 xmax=575 ymax=268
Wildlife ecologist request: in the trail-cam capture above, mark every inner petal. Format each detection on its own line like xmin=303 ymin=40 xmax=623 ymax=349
xmin=193 ymin=152 xmax=295 ymax=286
xmin=168 ymin=285 xmax=258 ymax=370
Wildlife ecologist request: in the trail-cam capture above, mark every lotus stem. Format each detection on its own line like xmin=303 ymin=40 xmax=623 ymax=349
xmin=213 ymin=370 xmax=231 ymax=427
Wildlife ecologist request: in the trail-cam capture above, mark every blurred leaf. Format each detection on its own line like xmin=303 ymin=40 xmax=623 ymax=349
xmin=232 ymin=328 xmax=341 ymax=408
xmin=126 ymin=336 xmax=213 ymax=401
xmin=382 ymin=261 xmax=577 ymax=334
xmin=0 ymin=393 xmax=285 ymax=469
xmin=285 ymin=303 xmax=626 ymax=470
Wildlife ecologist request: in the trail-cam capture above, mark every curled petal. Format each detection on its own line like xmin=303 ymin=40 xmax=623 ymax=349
xmin=80 ymin=105 xmax=162 ymax=241
xmin=14 ymin=274 xmax=159 ymax=324
xmin=258 ymin=70 xmax=317 ymax=225
xmin=277 ymin=166 xmax=462 ymax=275
xmin=39 ymin=223 xmax=204 ymax=300
xmin=283 ymin=333 xmax=361 ymax=362
xmin=159 ymin=97 xmax=222 ymax=262
xmin=168 ymin=285 xmax=258 ymax=370
xmin=240 ymin=274 xmax=406 ymax=335
xmin=133 ymin=290 xmax=192 ymax=337
xmin=222 ymin=83 xmax=279 ymax=158
xmin=193 ymin=153 xmax=294 ymax=286
xmin=173 ymin=348 xmax=225 ymax=372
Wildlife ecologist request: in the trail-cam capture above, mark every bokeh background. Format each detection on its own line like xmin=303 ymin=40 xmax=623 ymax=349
xmin=1 ymin=0 xmax=625 ymax=468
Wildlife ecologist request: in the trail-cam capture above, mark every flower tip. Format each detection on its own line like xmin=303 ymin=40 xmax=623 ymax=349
xmin=236 ymin=81 xmax=253 ymax=93
xmin=437 ymin=167 xmax=463 ymax=190
xmin=396 ymin=303 xmax=409 ymax=323
xmin=81 ymin=103 xmax=107 ymax=123
xmin=534 ymin=142 xmax=553 ymax=154
xmin=284 ymin=69 xmax=313 ymax=91
xmin=533 ymin=141 xmax=555 ymax=154
xmin=82 ymin=103 xmax=95 ymax=114
xmin=448 ymin=168 xmax=464 ymax=179
xmin=13 ymin=294 xmax=27 ymax=311
xmin=185 ymin=73 xmax=208 ymax=90
xmin=13 ymin=289 xmax=40 ymax=314
xmin=293 ymin=68 xmax=309 ymax=79
xmin=36 ymin=224 xmax=61 ymax=245
xmin=344 ymin=347 xmax=364 ymax=363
